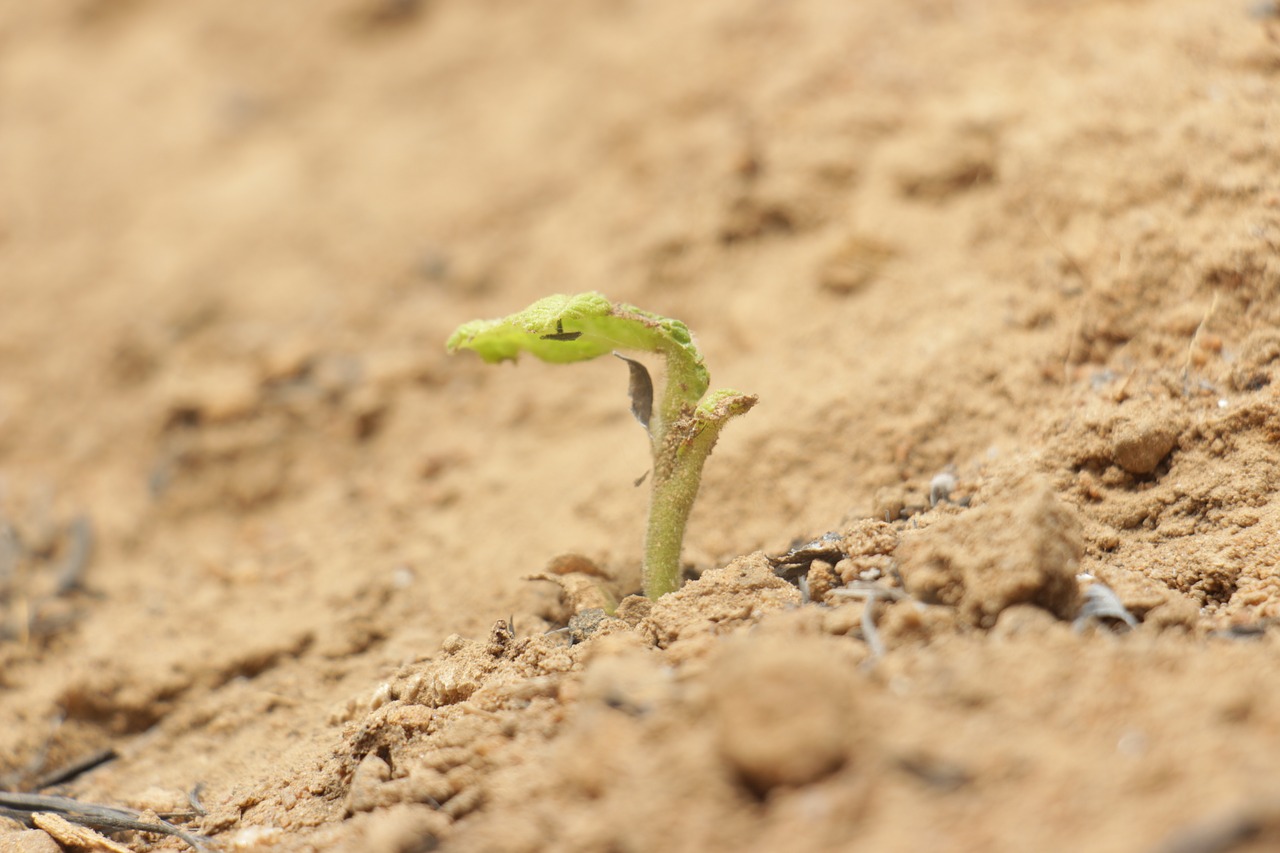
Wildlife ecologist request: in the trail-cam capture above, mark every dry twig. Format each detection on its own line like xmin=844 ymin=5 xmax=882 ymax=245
xmin=0 ymin=791 xmax=215 ymax=852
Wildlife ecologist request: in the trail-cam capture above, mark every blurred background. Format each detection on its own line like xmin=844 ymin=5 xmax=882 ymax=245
xmin=2 ymin=0 xmax=1279 ymax=849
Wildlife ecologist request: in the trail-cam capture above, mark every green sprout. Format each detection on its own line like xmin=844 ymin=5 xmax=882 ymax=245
xmin=447 ymin=292 xmax=757 ymax=599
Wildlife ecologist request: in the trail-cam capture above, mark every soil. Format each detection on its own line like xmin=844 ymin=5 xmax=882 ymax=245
xmin=3 ymin=1 xmax=1280 ymax=851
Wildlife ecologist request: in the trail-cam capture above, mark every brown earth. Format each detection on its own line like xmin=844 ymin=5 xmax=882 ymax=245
xmin=3 ymin=0 xmax=1280 ymax=851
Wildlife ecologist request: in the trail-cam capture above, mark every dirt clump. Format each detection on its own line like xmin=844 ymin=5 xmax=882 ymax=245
xmin=1109 ymin=403 xmax=1184 ymax=476
xmin=704 ymin=635 xmax=859 ymax=793
xmin=897 ymin=473 xmax=1083 ymax=628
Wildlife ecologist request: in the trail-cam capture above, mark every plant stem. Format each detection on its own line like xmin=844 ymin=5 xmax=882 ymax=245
xmin=642 ymin=387 xmax=757 ymax=599
xmin=643 ymin=423 xmax=716 ymax=599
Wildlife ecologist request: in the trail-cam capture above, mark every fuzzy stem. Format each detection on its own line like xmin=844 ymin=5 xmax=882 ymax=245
xmin=639 ymin=345 xmax=709 ymax=599
xmin=642 ymin=387 xmax=757 ymax=599
xmin=642 ymin=422 xmax=717 ymax=599
xmin=647 ymin=339 xmax=705 ymax=453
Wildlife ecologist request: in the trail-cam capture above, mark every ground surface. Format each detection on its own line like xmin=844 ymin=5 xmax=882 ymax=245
xmin=2 ymin=1 xmax=1280 ymax=851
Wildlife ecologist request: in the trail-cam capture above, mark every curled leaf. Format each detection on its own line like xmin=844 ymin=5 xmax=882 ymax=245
xmin=446 ymin=292 xmax=709 ymax=403
xmin=447 ymin=293 xmax=615 ymax=364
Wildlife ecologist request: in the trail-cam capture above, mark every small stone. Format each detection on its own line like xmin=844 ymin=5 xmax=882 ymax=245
xmin=1111 ymin=409 xmax=1181 ymax=475
xmin=347 ymin=753 xmax=393 ymax=814
xmin=565 ymin=608 xmax=610 ymax=644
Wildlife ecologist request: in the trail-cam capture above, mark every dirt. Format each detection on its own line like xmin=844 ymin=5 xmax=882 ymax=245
xmin=2 ymin=0 xmax=1280 ymax=851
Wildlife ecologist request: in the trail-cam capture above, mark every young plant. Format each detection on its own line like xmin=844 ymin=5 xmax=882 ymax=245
xmin=447 ymin=292 xmax=757 ymax=599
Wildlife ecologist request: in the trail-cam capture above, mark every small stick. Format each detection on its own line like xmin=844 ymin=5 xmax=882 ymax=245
xmin=186 ymin=782 xmax=207 ymax=817
xmin=830 ymin=582 xmax=913 ymax=661
xmin=33 ymin=747 xmax=116 ymax=790
xmin=0 ymin=791 xmax=215 ymax=853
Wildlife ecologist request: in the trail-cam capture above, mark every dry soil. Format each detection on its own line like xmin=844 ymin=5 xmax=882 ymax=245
xmin=3 ymin=1 xmax=1280 ymax=852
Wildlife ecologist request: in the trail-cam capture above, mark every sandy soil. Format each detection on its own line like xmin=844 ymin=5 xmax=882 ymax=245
xmin=3 ymin=0 xmax=1280 ymax=851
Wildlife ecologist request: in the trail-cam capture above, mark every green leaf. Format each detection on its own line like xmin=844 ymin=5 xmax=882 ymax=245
xmin=446 ymin=293 xmax=614 ymax=364
xmin=446 ymin=292 xmax=709 ymax=401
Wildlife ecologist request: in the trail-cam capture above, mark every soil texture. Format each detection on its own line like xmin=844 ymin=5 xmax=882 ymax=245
xmin=3 ymin=1 xmax=1280 ymax=851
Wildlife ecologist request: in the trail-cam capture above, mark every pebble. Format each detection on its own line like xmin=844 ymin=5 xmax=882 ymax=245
xmin=1111 ymin=411 xmax=1180 ymax=475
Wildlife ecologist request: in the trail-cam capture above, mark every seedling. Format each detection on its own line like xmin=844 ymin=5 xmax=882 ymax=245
xmin=447 ymin=292 xmax=757 ymax=598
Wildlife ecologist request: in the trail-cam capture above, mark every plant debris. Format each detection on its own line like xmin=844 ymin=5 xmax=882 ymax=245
xmin=768 ymin=531 xmax=845 ymax=583
xmin=1073 ymin=583 xmax=1140 ymax=633
xmin=614 ymin=352 xmax=654 ymax=431
xmin=0 ymin=791 xmax=213 ymax=852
